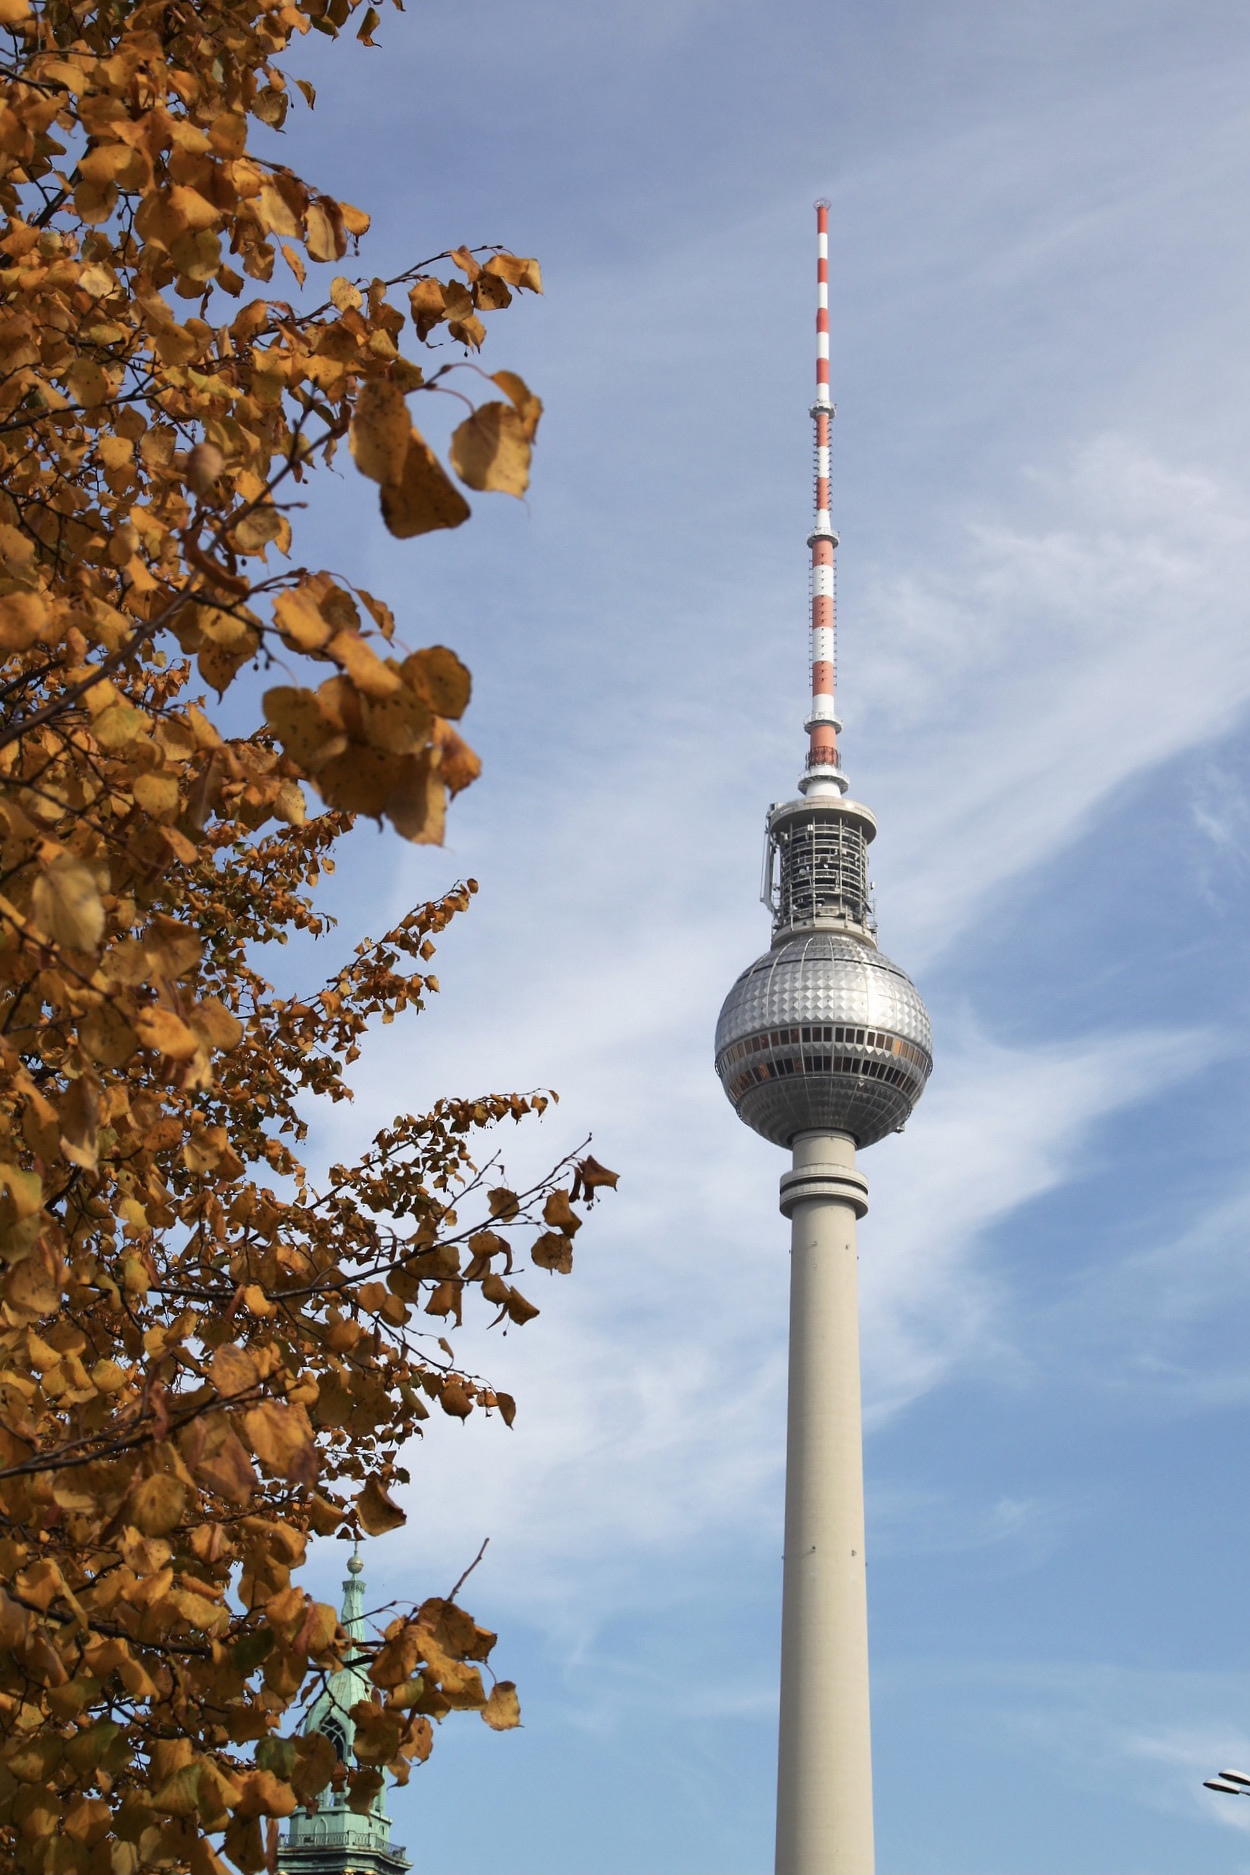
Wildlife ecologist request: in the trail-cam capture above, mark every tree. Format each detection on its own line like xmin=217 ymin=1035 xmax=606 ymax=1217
xmin=0 ymin=0 xmax=616 ymax=1869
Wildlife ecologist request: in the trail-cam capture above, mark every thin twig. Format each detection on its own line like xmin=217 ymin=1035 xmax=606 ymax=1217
xmin=446 ymin=1537 xmax=489 ymax=1605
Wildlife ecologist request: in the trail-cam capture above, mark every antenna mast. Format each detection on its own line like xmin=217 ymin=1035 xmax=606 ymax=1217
xmin=803 ymin=200 xmax=845 ymax=797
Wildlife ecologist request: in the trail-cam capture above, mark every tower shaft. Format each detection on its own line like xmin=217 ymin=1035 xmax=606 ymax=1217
xmin=776 ymin=1131 xmax=874 ymax=1875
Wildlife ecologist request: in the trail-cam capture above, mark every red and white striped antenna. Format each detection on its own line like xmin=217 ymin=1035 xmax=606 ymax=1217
xmin=801 ymin=199 xmax=845 ymax=797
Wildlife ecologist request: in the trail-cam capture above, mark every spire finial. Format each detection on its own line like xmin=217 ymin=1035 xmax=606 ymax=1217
xmin=801 ymin=200 xmax=846 ymax=798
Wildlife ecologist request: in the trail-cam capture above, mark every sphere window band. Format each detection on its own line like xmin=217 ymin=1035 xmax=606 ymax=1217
xmin=717 ymin=1026 xmax=930 ymax=1103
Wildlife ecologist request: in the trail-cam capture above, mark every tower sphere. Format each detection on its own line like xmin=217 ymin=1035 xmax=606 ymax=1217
xmin=715 ymin=930 xmax=932 ymax=1149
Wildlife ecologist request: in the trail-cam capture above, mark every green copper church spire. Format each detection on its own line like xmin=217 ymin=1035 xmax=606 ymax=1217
xmin=277 ymin=1547 xmax=411 ymax=1875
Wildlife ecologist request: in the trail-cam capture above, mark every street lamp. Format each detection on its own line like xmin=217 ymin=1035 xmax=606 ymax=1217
xmin=1204 ymin=1769 xmax=1250 ymax=1797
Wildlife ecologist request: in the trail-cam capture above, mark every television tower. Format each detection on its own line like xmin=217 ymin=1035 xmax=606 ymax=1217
xmin=715 ymin=203 xmax=933 ymax=1875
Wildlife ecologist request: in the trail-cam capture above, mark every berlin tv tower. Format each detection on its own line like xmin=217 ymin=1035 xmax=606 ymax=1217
xmin=715 ymin=203 xmax=934 ymax=1875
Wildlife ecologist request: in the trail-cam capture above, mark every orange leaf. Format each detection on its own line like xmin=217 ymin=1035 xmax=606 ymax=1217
xmin=356 ymin=1476 xmax=406 ymax=1535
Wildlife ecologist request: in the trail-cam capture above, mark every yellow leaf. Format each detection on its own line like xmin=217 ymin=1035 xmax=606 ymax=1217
xmin=408 ymin=277 xmax=447 ymax=334
xmin=356 ymin=586 xmax=395 ymax=638
xmin=356 ymin=1476 xmax=405 ymax=1535
xmin=198 ymin=630 xmax=259 ymax=696
xmin=0 ymin=1162 xmax=42 ymax=1217
xmin=356 ymin=4 xmax=381 ymax=42
xmin=144 ymin=915 xmax=202 ymax=980
xmin=361 ymin=686 xmax=431 ymax=755
xmin=187 ymin=1420 xmax=257 ymax=1504
xmin=209 ymin=113 xmax=248 ymax=157
xmin=58 ymin=1074 xmax=99 ymax=1173
xmin=350 ymin=380 xmax=410 ymax=485
xmin=168 ymin=184 xmax=220 ymax=233
xmin=257 ymin=184 xmax=301 ymax=239
xmin=340 ymin=202 xmax=370 ymax=236
xmin=133 ymin=772 xmax=180 ymax=818
xmin=281 ymin=242 xmax=306 ymax=288
xmin=243 ymin=1401 xmax=318 ymax=1486
xmin=232 ymin=503 xmax=288 ymax=555
xmin=483 ymin=252 xmax=542 ymax=293
xmin=68 ymin=356 xmax=111 ymax=407
xmin=384 ymin=751 xmax=446 ymax=844
xmin=305 ymin=198 xmax=345 ymax=263
xmin=234 ymin=1767 xmax=297 ymax=1820
xmin=316 ymin=745 xmax=404 ymax=817
xmin=0 ymin=524 xmax=34 ymax=569
xmin=273 ymin=778 xmax=307 ymax=825
xmin=481 ymin=1680 xmax=521 ymax=1730
xmin=380 ymin=430 xmax=471 ymax=539
xmin=0 ymin=0 xmax=31 ymax=21
xmin=190 ymin=998 xmax=244 ymax=1052
xmin=31 ymin=859 xmax=105 ymax=952
xmin=77 ymin=262 xmax=117 ymax=300
xmin=170 ymin=227 xmax=222 ymax=283
xmin=401 ymin=645 xmax=471 ymax=719
xmin=449 ymin=402 xmax=532 ymax=496
xmin=491 ymin=369 xmax=543 ymax=440
xmin=326 ymin=629 xmax=401 ymax=698
xmin=127 ymin=1473 xmax=187 ymax=1536
xmin=263 ymin=687 xmax=346 ymax=771
xmin=92 ymin=701 xmax=149 ymax=748
xmin=331 ymin=275 xmax=362 ymax=311
xmin=273 ymin=587 xmax=331 ymax=651
xmin=211 ymin=1343 xmax=259 ymax=1395
xmin=0 ymin=590 xmax=47 ymax=649
xmin=134 ymin=1006 xmax=200 ymax=1061
xmin=432 ymin=719 xmax=481 ymax=796
xmin=79 ymin=1002 xmax=138 ymax=1067
xmin=97 ymin=436 xmax=133 ymax=473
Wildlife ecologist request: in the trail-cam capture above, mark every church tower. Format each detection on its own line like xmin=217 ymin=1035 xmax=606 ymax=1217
xmin=278 ymin=1550 xmax=411 ymax=1875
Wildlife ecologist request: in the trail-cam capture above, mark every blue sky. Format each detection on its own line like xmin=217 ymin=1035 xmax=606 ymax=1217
xmin=248 ymin=2 xmax=1250 ymax=1869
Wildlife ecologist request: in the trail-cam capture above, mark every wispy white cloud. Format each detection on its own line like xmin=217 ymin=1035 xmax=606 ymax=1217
xmin=852 ymin=435 xmax=1250 ymax=961
xmin=338 ymin=990 xmax=1206 ymax=1641
xmin=874 ymin=1654 xmax=1250 ymax=1844
xmin=868 ymin=1482 xmax=1073 ymax=1569
xmin=859 ymin=1019 xmax=1213 ymax=1418
xmin=1041 ymin=1178 xmax=1250 ymax=1411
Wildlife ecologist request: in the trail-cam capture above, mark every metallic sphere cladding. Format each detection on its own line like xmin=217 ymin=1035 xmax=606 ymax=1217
xmin=715 ymin=932 xmax=932 ymax=1149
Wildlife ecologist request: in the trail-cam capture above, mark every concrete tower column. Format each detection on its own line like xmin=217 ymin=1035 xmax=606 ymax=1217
xmin=775 ymin=1129 xmax=873 ymax=1875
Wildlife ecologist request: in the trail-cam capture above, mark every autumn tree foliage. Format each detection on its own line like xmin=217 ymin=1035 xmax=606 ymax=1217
xmin=0 ymin=0 xmax=617 ymax=1869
